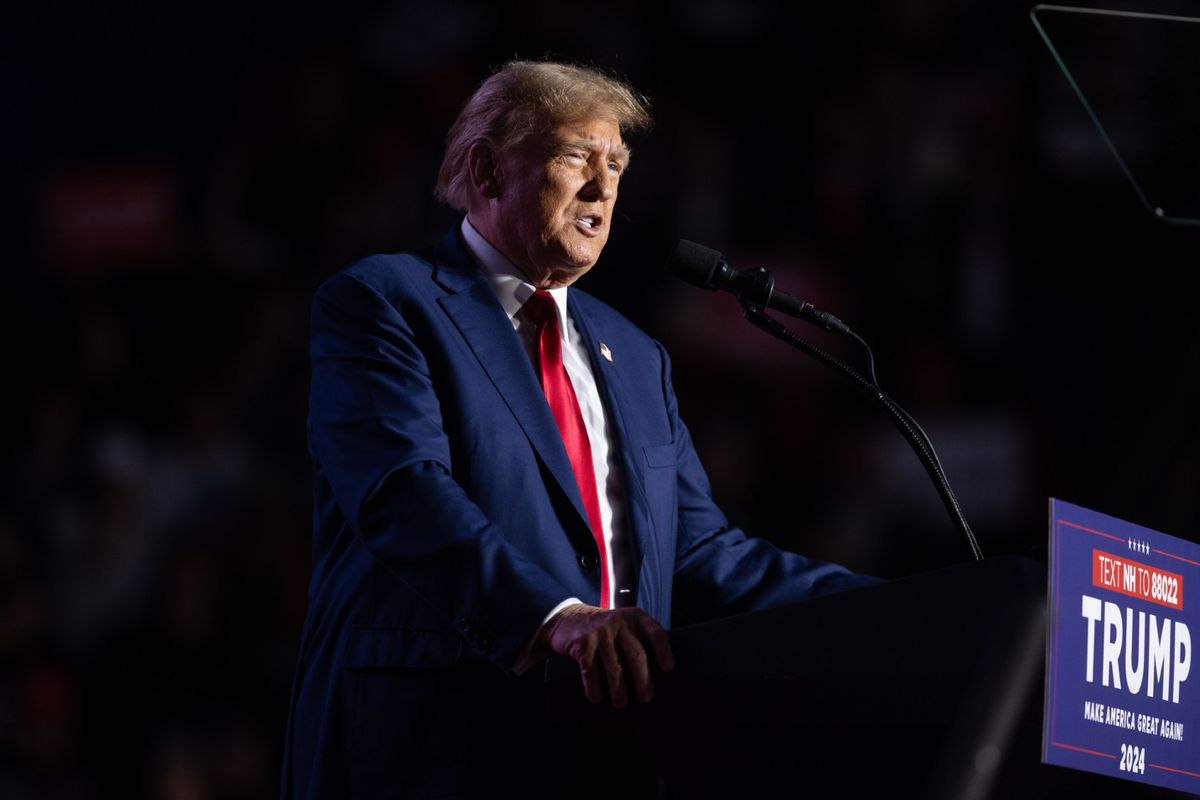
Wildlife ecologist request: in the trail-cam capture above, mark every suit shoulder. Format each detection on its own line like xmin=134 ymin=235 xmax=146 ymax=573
xmin=311 ymin=246 xmax=447 ymax=320
xmin=325 ymin=246 xmax=437 ymax=294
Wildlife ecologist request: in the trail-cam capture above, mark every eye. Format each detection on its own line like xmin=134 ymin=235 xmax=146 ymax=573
xmin=607 ymin=161 xmax=623 ymax=175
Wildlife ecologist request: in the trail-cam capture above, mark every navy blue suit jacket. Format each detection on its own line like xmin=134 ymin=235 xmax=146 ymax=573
xmin=282 ymin=226 xmax=873 ymax=798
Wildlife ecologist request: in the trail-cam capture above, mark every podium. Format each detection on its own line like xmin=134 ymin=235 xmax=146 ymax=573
xmin=544 ymin=556 xmax=1183 ymax=798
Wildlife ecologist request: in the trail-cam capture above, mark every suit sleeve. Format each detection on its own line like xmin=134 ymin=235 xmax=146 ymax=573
xmin=657 ymin=342 xmax=881 ymax=622
xmin=307 ymin=268 xmax=574 ymax=672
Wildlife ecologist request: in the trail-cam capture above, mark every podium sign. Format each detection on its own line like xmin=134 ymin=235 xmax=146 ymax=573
xmin=1044 ymin=498 xmax=1199 ymax=794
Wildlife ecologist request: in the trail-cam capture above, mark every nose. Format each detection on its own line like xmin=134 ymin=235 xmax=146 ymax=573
xmin=581 ymin=163 xmax=616 ymax=201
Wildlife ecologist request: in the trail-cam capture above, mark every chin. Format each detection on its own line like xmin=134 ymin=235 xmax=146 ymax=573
xmin=546 ymin=249 xmax=601 ymax=280
xmin=545 ymin=266 xmax=592 ymax=288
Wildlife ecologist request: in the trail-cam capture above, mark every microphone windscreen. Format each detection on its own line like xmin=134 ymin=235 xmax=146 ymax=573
xmin=667 ymin=239 xmax=725 ymax=289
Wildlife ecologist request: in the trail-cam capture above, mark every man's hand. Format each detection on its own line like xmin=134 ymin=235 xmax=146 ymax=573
xmin=540 ymin=604 xmax=675 ymax=709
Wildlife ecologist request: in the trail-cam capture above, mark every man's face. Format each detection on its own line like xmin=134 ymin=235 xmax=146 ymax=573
xmin=481 ymin=116 xmax=628 ymax=288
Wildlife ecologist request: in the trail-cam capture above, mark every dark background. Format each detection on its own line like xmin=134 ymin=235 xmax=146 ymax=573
xmin=4 ymin=1 xmax=1200 ymax=797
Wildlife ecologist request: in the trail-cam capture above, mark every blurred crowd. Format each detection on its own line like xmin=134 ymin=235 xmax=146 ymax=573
xmin=4 ymin=0 xmax=1200 ymax=797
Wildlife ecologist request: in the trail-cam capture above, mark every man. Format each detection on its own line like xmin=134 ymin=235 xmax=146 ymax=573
xmin=282 ymin=60 xmax=875 ymax=799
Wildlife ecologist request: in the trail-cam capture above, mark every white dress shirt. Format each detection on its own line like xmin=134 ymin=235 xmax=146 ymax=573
xmin=460 ymin=217 xmax=632 ymax=624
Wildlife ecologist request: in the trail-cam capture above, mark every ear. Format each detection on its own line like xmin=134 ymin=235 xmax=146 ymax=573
xmin=467 ymin=140 xmax=502 ymax=199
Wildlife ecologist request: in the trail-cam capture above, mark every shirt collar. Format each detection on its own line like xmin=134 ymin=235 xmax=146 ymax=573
xmin=461 ymin=216 xmax=571 ymax=342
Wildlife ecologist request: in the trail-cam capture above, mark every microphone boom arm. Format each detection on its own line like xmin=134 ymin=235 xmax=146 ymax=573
xmin=737 ymin=296 xmax=984 ymax=562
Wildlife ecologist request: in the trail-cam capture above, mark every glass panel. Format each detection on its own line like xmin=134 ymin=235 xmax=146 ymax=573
xmin=1032 ymin=4 xmax=1200 ymax=224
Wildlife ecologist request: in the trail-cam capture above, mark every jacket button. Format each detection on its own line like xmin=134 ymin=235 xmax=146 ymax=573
xmin=577 ymin=552 xmax=598 ymax=571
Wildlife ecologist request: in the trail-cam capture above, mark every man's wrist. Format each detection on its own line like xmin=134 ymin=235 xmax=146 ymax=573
xmin=511 ymin=597 xmax=584 ymax=674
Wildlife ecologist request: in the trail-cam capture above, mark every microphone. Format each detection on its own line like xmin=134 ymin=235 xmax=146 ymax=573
xmin=667 ymin=239 xmax=851 ymax=335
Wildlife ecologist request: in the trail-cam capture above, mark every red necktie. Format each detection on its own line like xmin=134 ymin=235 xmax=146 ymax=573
xmin=524 ymin=290 xmax=610 ymax=608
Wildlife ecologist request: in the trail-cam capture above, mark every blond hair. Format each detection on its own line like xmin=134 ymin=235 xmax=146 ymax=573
xmin=435 ymin=60 xmax=652 ymax=210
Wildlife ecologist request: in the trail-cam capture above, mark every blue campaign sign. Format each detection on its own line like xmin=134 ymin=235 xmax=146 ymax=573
xmin=1044 ymin=498 xmax=1199 ymax=794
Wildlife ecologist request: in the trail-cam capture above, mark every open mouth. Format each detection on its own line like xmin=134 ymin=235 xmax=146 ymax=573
xmin=574 ymin=214 xmax=602 ymax=233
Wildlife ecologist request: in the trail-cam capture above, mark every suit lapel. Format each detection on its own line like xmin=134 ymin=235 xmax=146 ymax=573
xmin=568 ymin=293 xmax=659 ymax=615
xmin=431 ymin=228 xmax=592 ymax=535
